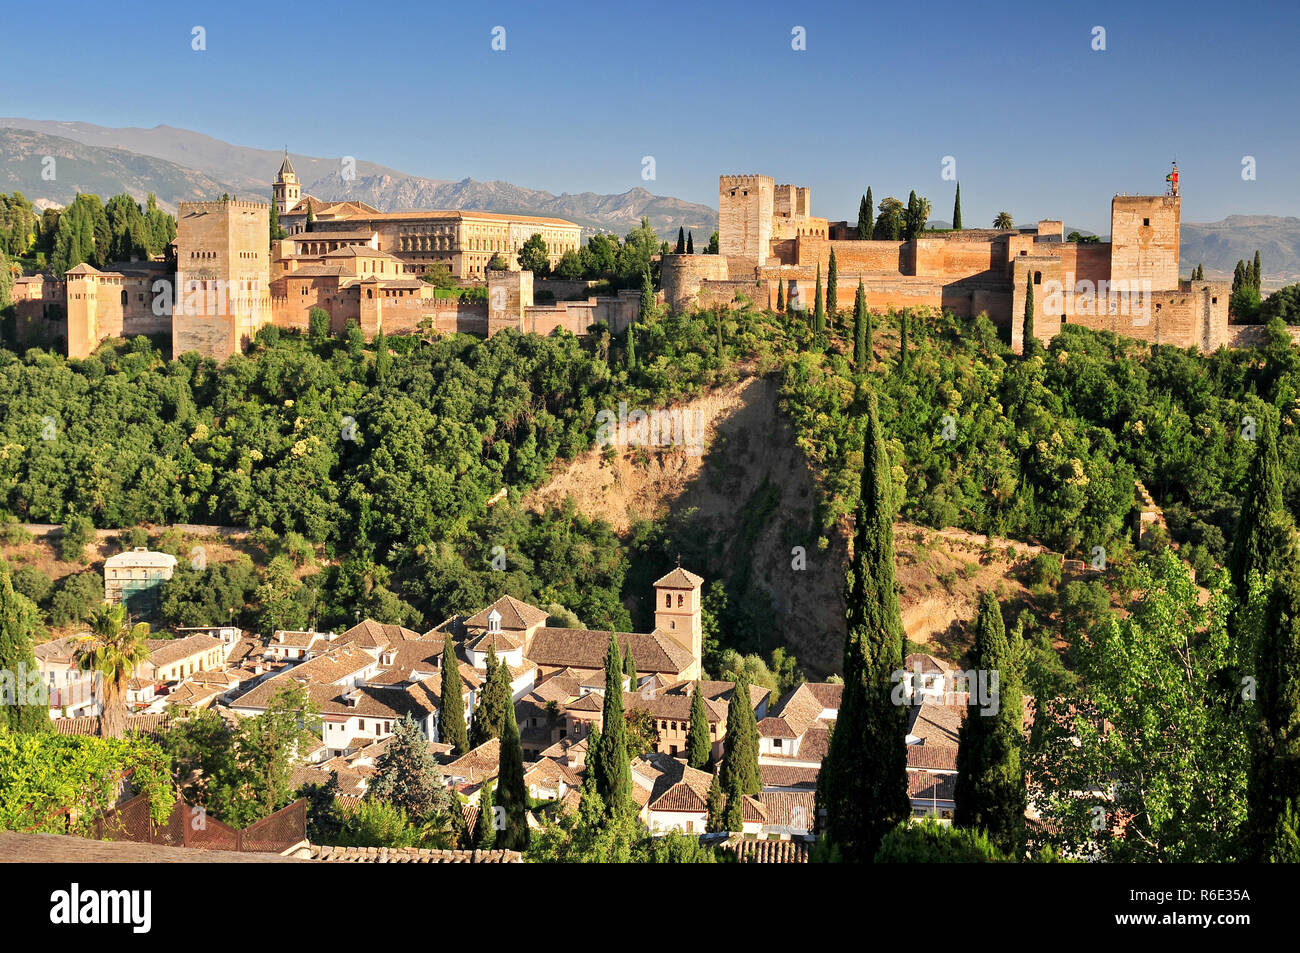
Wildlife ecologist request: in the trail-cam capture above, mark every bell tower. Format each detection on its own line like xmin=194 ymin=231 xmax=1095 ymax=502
xmin=273 ymin=150 xmax=301 ymax=216
xmin=653 ymin=565 xmax=704 ymax=678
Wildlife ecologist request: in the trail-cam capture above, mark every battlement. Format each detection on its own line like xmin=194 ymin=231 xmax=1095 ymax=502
xmin=719 ymin=174 xmax=773 ymax=189
xmin=179 ymin=199 xmax=271 ymax=213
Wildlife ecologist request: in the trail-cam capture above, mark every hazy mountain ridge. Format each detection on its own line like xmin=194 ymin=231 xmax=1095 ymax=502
xmin=3 ymin=118 xmax=1297 ymax=274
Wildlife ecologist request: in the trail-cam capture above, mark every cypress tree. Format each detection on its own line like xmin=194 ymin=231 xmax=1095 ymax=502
xmin=857 ymin=193 xmax=872 ymax=240
xmin=1228 ymin=409 xmax=1285 ymax=603
xmin=496 ymin=689 xmax=530 ymax=850
xmin=305 ymin=199 xmax=315 ymax=231
xmin=720 ymin=675 xmax=760 ymax=796
xmin=853 ymin=280 xmax=868 ymax=370
xmin=475 ymin=778 xmax=497 ymax=848
xmin=469 ymin=646 xmax=506 ymax=748
xmin=776 ymin=279 xmax=785 ymax=312
xmin=1233 ymin=260 xmax=1246 ymax=295
xmin=815 ymin=389 xmax=910 ymax=861
xmin=1247 ymin=556 xmax=1300 ymax=861
xmin=706 ymin=771 xmax=727 ymax=832
xmin=827 ymin=248 xmax=838 ymax=326
xmin=953 ymin=592 xmax=1026 ymax=854
xmin=687 ymin=231 xmax=694 ymax=254
xmin=952 ymin=182 xmax=962 ymax=231
xmin=373 ymin=330 xmax=392 ymax=384
xmin=721 ymin=772 xmax=745 ymax=832
xmin=1022 ymin=270 xmax=1036 ymax=354
xmin=1253 ymin=250 xmax=1262 ymax=292
xmin=905 ymin=191 xmax=918 ymax=241
xmin=639 ymin=267 xmax=655 ymax=321
xmin=625 ymin=320 xmax=636 ymax=371
xmin=675 ymin=226 xmax=686 ymax=255
xmin=686 ymin=682 xmax=712 ymax=769
xmin=0 ymin=560 xmax=47 ymax=733
xmin=813 ymin=263 xmax=825 ymax=334
xmin=595 ymin=632 xmax=633 ymax=814
xmin=623 ymin=641 xmax=637 ymax=689
xmin=439 ymin=632 xmax=469 ymax=756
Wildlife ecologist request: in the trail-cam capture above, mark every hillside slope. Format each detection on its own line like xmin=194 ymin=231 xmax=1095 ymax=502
xmin=526 ymin=373 xmax=1052 ymax=674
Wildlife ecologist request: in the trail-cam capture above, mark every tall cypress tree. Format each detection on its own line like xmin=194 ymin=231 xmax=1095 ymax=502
xmin=857 ymin=194 xmax=872 ymax=240
xmin=475 ymin=778 xmax=497 ymax=848
xmin=905 ymin=191 xmax=918 ymax=241
xmin=675 ymin=227 xmax=686 ymax=254
xmin=815 ymin=389 xmax=910 ymax=861
xmin=952 ymin=182 xmax=962 ymax=231
xmin=639 ymin=267 xmax=655 ymax=320
xmin=687 ymin=231 xmax=694 ymax=254
xmin=495 ymin=687 xmax=530 ymax=850
xmin=625 ymin=320 xmax=637 ymax=371
xmin=776 ymin=279 xmax=785 ymax=312
xmin=720 ymin=675 xmax=760 ymax=796
xmin=1022 ymin=270 xmax=1036 ymax=355
xmin=853 ymin=280 xmax=868 ymax=370
xmin=953 ymin=592 xmax=1026 ymax=854
xmin=1233 ymin=260 xmax=1246 ymax=295
xmin=827 ymin=248 xmax=838 ymax=327
xmin=813 ymin=264 xmax=825 ymax=334
xmin=686 ymin=682 xmax=712 ymax=769
xmin=1229 ymin=408 xmax=1285 ymax=603
xmin=439 ymin=632 xmax=469 ymax=756
xmin=623 ymin=641 xmax=637 ymax=689
xmin=595 ymin=632 xmax=633 ymax=814
xmin=1247 ymin=555 xmax=1300 ymax=861
xmin=706 ymin=770 xmax=727 ymax=832
xmin=1253 ymin=250 xmax=1262 ymax=292
xmin=469 ymin=646 xmax=506 ymax=748
xmin=0 ymin=560 xmax=47 ymax=733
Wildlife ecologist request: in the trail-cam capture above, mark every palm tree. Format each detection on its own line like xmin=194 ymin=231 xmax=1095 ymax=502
xmin=75 ymin=603 xmax=151 ymax=739
xmin=915 ymin=197 xmax=932 ymax=232
xmin=993 ymin=212 xmax=1014 ymax=230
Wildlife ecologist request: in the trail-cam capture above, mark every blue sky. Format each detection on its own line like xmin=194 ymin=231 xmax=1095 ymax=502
xmin=5 ymin=0 xmax=1296 ymax=232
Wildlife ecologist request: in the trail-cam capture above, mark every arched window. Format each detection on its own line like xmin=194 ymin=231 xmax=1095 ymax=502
xmin=677 ymin=593 xmax=684 ymax=608
xmin=664 ymin=594 xmax=671 ymax=608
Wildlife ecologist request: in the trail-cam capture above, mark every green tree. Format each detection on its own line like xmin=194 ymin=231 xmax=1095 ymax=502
xmin=308 ymin=306 xmax=331 ymax=344
xmin=1022 ymin=270 xmax=1036 ymax=355
xmin=59 ymin=514 xmax=93 ymax=562
xmin=705 ymin=231 xmax=719 ymax=255
xmin=705 ymin=770 xmax=727 ymax=832
xmin=369 ymin=714 xmax=454 ymax=820
xmin=555 ymin=249 xmax=583 ymax=280
xmin=1228 ymin=408 xmax=1284 ymax=603
xmin=813 ymin=263 xmax=825 ymax=334
xmin=686 ymin=231 xmax=694 ymax=254
xmin=1248 ymin=557 xmax=1300 ymax=861
xmin=776 ymin=280 xmax=785 ymax=312
xmin=486 ymin=253 xmax=509 ymax=272
xmin=1031 ymin=551 xmax=1249 ymax=861
xmin=675 ymin=227 xmax=686 ymax=255
xmin=815 ymin=389 xmax=910 ymax=861
xmin=469 ymin=646 xmax=508 ymax=748
xmin=994 ymin=212 xmax=1013 ymax=229
xmin=496 ymin=690 xmax=530 ymax=850
xmin=826 ymin=248 xmax=838 ymax=325
xmin=439 ymin=633 xmax=469 ymax=756
xmin=874 ymin=196 xmax=903 ymax=240
xmin=517 ymin=233 xmax=550 ymax=276
xmin=953 ymin=592 xmax=1026 ymax=854
xmin=853 ymin=280 xmax=869 ymax=370
xmin=686 ymin=682 xmax=712 ymax=769
xmin=857 ymin=191 xmax=873 ymax=240
xmin=0 ymin=560 xmax=48 ymax=733
xmin=639 ymin=268 xmax=655 ymax=321
xmin=74 ymin=603 xmax=151 ymax=739
xmin=952 ymin=182 xmax=962 ymax=231
xmin=898 ymin=310 xmax=909 ymax=372
xmin=720 ymin=674 xmax=760 ymax=796
xmin=623 ymin=640 xmax=637 ymax=688
xmin=625 ymin=319 xmax=637 ymax=371
xmin=305 ymin=200 xmax=315 ymax=230
xmin=592 ymin=632 xmax=633 ymax=815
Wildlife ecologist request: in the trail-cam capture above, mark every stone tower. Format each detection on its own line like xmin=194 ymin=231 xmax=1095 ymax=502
xmin=718 ymin=174 xmax=774 ymax=266
xmin=653 ymin=566 xmax=704 ymax=679
xmin=273 ymin=153 xmax=301 ymax=217
xmin=173 ymin=199 xmax=272 ymax=361
xmin=1110 ymin=194 xmax=1180 ymax=291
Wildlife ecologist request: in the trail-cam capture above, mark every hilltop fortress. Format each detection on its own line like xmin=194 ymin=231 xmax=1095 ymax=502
xmin=661 ymin=173 xmax=1235 ymax=352
xmin=9 ymin=165 xmax=1257 ymax=360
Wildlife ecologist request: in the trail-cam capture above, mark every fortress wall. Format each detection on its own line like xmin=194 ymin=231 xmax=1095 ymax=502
xmin=661 ymin=254 xmax=730 ymax=310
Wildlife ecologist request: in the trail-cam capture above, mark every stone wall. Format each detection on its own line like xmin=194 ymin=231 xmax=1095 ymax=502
xmin=1110 ymin=195 xmax=1179 ymax=290
xmin=719 ymin=174 xmax=774 ymax=264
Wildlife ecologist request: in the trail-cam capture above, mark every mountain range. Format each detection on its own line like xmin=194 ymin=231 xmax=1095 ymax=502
xmin=1 ymin=117 xmax=1297 ymax=283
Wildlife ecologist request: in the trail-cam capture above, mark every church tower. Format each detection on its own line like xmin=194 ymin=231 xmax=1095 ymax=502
xmin=653 ymin=565 xmax=704 ymax=677
xmin=273 ymin=152 xmax=301 ymax=216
